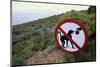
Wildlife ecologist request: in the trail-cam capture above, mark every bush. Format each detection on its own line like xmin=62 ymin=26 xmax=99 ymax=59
xmin=64 ymin=54 xmax=74 ymax=62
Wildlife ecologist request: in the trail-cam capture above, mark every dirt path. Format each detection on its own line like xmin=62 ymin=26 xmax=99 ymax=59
xmin=26 ymin=45 xmax=66 ymax=64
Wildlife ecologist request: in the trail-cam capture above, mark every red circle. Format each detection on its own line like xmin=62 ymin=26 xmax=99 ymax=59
xmin=54 ymin=19 xmax=88 ymax=54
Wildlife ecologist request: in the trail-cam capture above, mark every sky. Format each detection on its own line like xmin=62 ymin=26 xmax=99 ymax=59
xmin=12 ymin=1 xmax=89 ymax=25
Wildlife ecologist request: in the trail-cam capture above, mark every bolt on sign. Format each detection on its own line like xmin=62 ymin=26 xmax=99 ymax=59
xmin=54 ymin=19 xmax=88 ymax=54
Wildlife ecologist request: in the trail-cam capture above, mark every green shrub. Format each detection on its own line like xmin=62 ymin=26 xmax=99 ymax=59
xmin=73 ymin=53 xmax=89 ymax=62
xmin=64 ymin=54 xmax=74 ymax=62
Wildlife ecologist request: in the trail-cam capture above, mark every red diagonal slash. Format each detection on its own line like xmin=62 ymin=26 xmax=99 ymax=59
xmin=58 ymin=27 xmax=81 ymax=49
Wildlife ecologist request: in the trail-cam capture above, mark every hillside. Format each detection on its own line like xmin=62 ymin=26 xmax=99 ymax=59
xmin=12 ymin=6 xmax=96 ymax=65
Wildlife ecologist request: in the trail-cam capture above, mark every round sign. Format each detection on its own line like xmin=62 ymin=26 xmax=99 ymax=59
xmin=54 ymin=19 xmax=88 ymax=54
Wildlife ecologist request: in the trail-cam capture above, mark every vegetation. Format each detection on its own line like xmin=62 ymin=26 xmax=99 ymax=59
xmin=12 ymin=6 xmax=96 ymax=65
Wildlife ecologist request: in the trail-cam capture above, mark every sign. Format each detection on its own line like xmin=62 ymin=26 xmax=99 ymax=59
xmin=54 ymin=19 xmax=88 ymax=54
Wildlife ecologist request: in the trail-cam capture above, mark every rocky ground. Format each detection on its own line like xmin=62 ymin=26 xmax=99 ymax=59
xmin=26 ymin=45 xmax=66 ymax=64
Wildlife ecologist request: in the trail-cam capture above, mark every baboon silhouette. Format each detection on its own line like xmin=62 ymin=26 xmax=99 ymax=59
xmin=58 ymin=30 xmax=74 ymax=48
xmin=58 ymin=28 xmax=82 ymax=49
